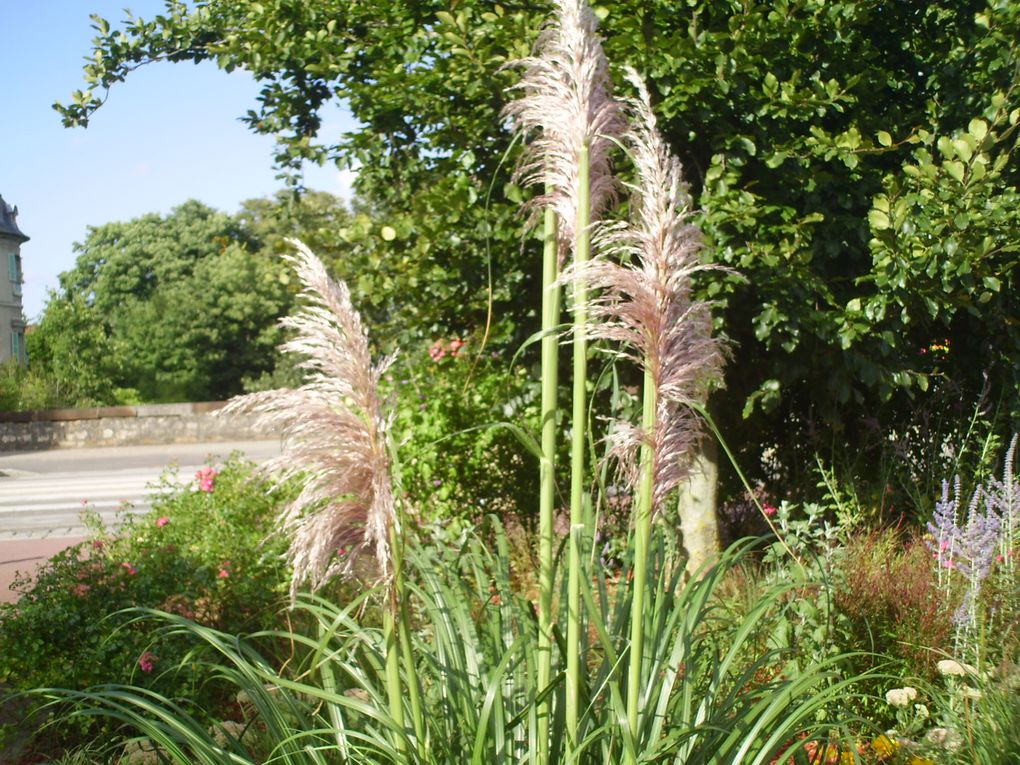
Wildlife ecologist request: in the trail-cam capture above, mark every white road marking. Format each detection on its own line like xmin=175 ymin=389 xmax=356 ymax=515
xmin=0 ymin=466 xmax=205 ymax=539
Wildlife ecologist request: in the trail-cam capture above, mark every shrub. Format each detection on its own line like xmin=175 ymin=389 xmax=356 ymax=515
xmin=390 ymin=340 xmax=539 ymax=529
xmin=0 ymin=457 xmax=292 ymax=755
xmin=835 ymin=529 xmax=953 ymax=680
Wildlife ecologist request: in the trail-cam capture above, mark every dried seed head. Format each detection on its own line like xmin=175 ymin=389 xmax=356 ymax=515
xmin=224 ymin=241 xmax=396 ymax=601
xmin=503 ymin=0 xmax=624 ymax=257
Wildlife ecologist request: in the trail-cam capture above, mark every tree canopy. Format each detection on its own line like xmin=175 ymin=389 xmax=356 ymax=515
xmin=32 ymin=196 xmax=335 ymax=404
xmin=58 ymin=0 xmax=1020 ymax=495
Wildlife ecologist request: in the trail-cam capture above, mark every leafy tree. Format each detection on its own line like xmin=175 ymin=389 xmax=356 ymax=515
xmin=62 ymin=199 xmax=252 ymax=315
xmin=59 ymin=0 xmax=1020 ymax=501
xmin=24 ymin=293 xmax=128 ymax=407
xmin=43 ymin=200 xmax=296 ymax=403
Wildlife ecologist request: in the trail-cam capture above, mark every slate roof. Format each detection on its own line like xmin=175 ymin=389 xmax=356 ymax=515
xmin=0 ymin=195 xmax=29 ymax=242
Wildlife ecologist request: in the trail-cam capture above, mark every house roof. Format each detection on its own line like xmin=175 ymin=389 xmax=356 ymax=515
xmin=0 ymin=195 xmax=29 ymax=243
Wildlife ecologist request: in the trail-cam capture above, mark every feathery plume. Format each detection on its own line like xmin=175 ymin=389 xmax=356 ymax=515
xmin=565 ymin=69 xmax=726 ymax=513
xmin=503 ymin=0 xmax=623 ymax=252
xmin=224 ymin=241 xmax=396 ymax=601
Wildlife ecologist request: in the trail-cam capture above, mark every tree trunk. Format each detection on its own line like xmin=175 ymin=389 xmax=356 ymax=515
xmin=678 ymin=435 xmax=720 ymax=577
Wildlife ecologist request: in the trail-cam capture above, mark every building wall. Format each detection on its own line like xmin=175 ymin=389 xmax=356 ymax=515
xmin=0 ymin=237 xmax=26 ymax=366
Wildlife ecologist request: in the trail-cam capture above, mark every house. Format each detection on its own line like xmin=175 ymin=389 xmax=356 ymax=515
xmin=0 ymin=195 xmax=27 ymax=365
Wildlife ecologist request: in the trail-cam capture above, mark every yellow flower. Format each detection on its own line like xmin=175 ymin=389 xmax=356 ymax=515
xmin=907 ymin=757 xmax=935 ymax=765
xmin=872 ymin=734 xmax=900 ymax=758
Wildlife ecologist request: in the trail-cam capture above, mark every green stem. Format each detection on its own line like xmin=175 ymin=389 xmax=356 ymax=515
xmin=385 ymin=525 xmax=409 ymax=760
xmin=537 ymin=191 xmax=560 ymax=765
xmin=626 ymin=366 xmax=656 ymax=763
xmin=394 ymin=529 xmax=425 ymax=756
xmin=566 ymin=141 xmax=591 ymax=756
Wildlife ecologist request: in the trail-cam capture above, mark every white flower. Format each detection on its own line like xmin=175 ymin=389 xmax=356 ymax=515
xmin=914 ymin=703 xmax=929 ymax=720
xmin=936 ymin=659 xmax=976 ymax=677
xmin=959 ymin=685 xmax=983 ymax=700
xmin=885 ymin=686 xmax=918 ymax=708
xmin=925 ymin=727 xmax=963 ymax=751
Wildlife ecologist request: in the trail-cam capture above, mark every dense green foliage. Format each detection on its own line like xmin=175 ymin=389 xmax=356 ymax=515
xmin=391 ymin=341 xmax=539 ymax=530
xmin=0 ymin=458 xmax=292 ymax=756
xmin=0 ymin=295 xmax=126 ymax=410
xmin=17 ymin=192 xmax=366 ymax=408
xmin=47 ymin=199 xmax=292 ymax=402
xmin=58 ymin=0 xmax=1020 ymax=497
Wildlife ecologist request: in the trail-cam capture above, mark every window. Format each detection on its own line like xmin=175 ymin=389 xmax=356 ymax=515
xmin=8 ymin=252 xmax=22 ymax=296
xmin=11 ymin=332 xmax=26 ymax=364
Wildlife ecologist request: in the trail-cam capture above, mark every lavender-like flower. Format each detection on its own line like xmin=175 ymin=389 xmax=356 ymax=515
xmin=928 ymin=435 xmax=1019 ymax=637
xmin=929 ymin=477 xmax=963 ymax=583
xmin=986 ymin=434 xmax=1019 ymax=575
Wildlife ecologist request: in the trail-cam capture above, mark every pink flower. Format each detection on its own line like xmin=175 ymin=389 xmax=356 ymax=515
xmin=156 ymin=516 xmax=170 ymax=527
xmin=218 ymin=560 xmax=232 ymax=578
xmin=448 ymin=338 xmax=465 ymax=357
xmin=121 ymin=561 xmax=137 ymax=575
xmin=195 ymin=467 xmax=217 ymax=493
xmin=762 ymin=503 xmax=778 ymax=517
xmin=138 ymin=651 xmax=157 ymax=673
xmin=73 ymin=583 xmax=90 ymax=597
xmin=428 ymin=340 xmax=446 ymax=361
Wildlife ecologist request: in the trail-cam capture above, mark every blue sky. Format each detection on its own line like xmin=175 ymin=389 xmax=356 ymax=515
xmin=1 ymin=1 xmax=357 ymax=320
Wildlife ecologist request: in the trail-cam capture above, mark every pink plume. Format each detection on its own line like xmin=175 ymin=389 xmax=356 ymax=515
xmin=503 ymin=0 xmax=624 ymax=255
xmin=224 ymin=241 xmax=396 ymax=601
xmin=563 ymin=70 xmax=727 ymax=514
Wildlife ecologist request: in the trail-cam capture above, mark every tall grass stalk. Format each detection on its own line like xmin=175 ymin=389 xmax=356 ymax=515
xmin=536 ymin=194 xmax=560 ymax=765
xmin=221 ymin=242 xmax=415 ymax=759
xmin=626 ymin=365 xmax=656 ymax=761
xmin=559 ymin=71 xmax=725 ymax=760
xmin=565 ymin=141 xmax=591 ymax=752
xmin=503 ymin=0 xmax=621 ymax=754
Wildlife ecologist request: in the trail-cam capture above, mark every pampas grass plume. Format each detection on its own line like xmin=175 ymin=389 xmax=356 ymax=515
xmin=503 ymin=0 xmax=623 ymax=250
xmin=224 ymin=241 xmax=396 ymax=601
xmin=565 ymin=69 xmax=726 ymax=513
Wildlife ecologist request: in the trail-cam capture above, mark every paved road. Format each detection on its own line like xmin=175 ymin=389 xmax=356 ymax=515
xmin=0 ymin=440 xmax=282 ymax=539
xmin=0 ymin=440 xmax=281 ymax=603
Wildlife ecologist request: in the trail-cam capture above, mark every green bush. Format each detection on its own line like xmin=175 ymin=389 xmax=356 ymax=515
xmin=390 ymin=340 xmax=539 ymax=531
xmin=0 ymin=457 xmax=292 ymax=755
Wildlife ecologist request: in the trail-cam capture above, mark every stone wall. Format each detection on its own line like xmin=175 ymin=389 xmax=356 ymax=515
xmin=0 ymin=402 xmax=264 ymax=452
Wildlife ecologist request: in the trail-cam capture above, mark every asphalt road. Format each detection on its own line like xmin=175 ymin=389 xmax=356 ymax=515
xmin=0 ymin=440 xmax=281 ymax=603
